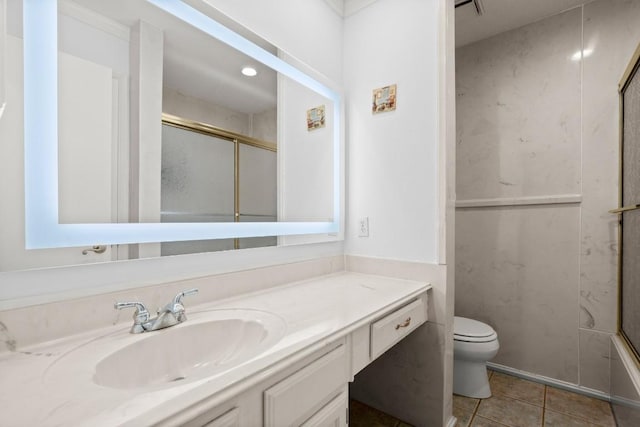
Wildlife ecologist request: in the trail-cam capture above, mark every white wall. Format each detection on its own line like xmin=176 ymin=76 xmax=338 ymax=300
xmin=278 ymin=72 xmax=334 ymax=224
xmin=163 ymin=87 xmax=251 ymax=135
xmin=343 ymin=0 xmax=439 ymax=263
xmin=163 ymin=87 xmax=277 ymax=142
xmin=343 ymin=1 xmax=451 ymax=425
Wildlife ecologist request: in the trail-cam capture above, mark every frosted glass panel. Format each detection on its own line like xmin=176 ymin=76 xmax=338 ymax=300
xmin=239 ymin=144 xmax=276 ymax=217
xmin=160 ymin=123 xmax=278 ymax=255
xmin=623 ymin=64 xmax=640 ymax=207
xmin=160 ymin=124 xmax=235 ymax=256
xmin=238 ymin=144 xmax=277 ymax=249
xmin=622 ymin=210 xmax=640 ymax=353
xmin=161 ymin=124 xmax=234 ymax=220
xmin=621 ymin=57 xmax=640 ymax=357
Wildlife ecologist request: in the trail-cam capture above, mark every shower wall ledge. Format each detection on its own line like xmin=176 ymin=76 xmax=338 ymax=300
xmin=456 ymin=194 xmax=582 ymax=209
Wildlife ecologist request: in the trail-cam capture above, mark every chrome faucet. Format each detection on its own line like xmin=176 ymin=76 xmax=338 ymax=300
xmin=150 ymin=288 xmax=199 ymax=331
xmin=115 ymin=288 xmax=199 ymax=334
xmin=114 ymin=301 xmax=151 ymax=334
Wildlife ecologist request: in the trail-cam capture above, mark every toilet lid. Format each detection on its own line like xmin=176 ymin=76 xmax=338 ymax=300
xmin=454 ymin=316 xmax=497 ymax=342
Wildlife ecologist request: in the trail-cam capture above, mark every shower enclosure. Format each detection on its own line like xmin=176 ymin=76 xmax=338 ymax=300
xmin=613 ymin=43 xmax=640 ymax=362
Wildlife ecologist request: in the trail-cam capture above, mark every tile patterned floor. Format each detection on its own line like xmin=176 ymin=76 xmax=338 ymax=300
xmin=350 ymin=370 xmax=617 ymax=427
xmin=454 ymin=370 xmax=617 ymax=427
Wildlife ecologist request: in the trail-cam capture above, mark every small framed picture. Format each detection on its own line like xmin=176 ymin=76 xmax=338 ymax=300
xmin=307 ymin=105 xmax=326 ymax=131
xmin=372 ymin=84 xmax=397 ymax=114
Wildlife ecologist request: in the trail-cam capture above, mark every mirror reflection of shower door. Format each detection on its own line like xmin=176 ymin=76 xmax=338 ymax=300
xmin=160 ymin=120 xmax=277 ymax=256
xmin=617 ymin=45 xmax=640 ymax=359
xmin=238 ymin=143 xmax=277 ymax=249
xmin=161 ymin=124 xmax=236 ymax=255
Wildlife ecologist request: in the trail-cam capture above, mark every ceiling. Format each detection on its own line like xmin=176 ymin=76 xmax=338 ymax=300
xmin=455 ymin=0 xmax=593 ymax=47
xmin=68 ymin=0 xmax=598 ymax=112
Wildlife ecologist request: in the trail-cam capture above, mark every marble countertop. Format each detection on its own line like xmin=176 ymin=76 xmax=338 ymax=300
xmin=0 ymin=272 xmax=430 ymax=426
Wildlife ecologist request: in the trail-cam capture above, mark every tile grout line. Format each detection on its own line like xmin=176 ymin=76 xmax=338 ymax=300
xmin=465 ymin=373 xmax=486 ymax=426
xmin=476 ymin=371 xmax=617 ymax=427
xmin=491 ymin=371 xmax=547 ymax=409
xmin=494 ymin=393 xmax=545 ymax=408
xmin=577 ymin=2 xmax=585 ymax=392
xmin=464 ymin=398 xmax=479 ymax=427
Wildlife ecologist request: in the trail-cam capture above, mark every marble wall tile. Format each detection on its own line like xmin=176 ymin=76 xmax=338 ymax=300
xmin=580 ymin=0 xmax=640 ymax=333
xmin=455 ymin=206 xmax=580 ymax=382
xmin=578 ymin=223 xmax=618 ymax=333
xmin=579 ymin=329 xmax=611 ymax=392
xmin=455 ymin=0 xmax=640 ymax=393
xmin=456 ymin=8 xmax=582 ymax=201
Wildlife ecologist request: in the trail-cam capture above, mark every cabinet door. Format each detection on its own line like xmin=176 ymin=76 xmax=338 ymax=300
xmin=301 ymin=388 xmax=348 ymax=427
xmin=264 ymin=344 xmax=347 ymax=427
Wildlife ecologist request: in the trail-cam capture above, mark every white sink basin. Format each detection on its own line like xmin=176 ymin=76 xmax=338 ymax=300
xmin=94 ymin=309 xmax=286 ymax=389
xmin=45 ymin=309 xmax=286 ymax=391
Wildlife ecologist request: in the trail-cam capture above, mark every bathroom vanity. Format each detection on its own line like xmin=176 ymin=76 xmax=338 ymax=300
xmin=0 ymin=272 xmax=430 ymax=426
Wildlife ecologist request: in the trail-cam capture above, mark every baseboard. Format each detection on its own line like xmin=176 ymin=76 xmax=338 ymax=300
xmin=446 ymin=415 xmax=458 ymax=427
xmin=610 ymin=394 xmax=640 ymax=410
xmin=486 ymin=362 xmax=611 ymax=402
xmin=612 ymin=334 xmax=640 ymax=400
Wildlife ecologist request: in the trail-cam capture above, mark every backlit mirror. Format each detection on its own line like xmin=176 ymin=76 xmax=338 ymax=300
xmin=0 ymin=0 xmax=5 ymax=119
xmin=0 ymin=0 xmax=342 ymax=272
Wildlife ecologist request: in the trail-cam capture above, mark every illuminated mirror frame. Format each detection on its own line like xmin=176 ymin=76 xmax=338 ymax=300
xmin=23 ymin=0 xmax=341 ymax=249
xmin=0 ymin=0 xmax=5 ymax=119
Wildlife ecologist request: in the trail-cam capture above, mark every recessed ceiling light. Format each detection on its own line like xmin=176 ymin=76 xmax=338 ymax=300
xmin=241 ymin=66 xmax=257 ymax=77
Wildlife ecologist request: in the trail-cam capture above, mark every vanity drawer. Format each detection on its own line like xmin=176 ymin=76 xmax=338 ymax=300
xmin=264 ymin=344 xmax=347 ymax=427
xmin=370 ymin=298 xmax=426 ymax=359
xmin=201 ymin=407 xmax=239 ymax=427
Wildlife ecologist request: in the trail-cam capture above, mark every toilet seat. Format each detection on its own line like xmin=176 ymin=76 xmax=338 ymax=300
xmin=454 ymin=316 xmax=497 ymax=343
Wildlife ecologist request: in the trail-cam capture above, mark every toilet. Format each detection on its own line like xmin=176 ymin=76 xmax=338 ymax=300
xmin=453 ymin=316 xmax=499 ymax=398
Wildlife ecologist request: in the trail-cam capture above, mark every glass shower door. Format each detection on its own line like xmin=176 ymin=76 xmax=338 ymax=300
xmin=616 ymin=46 xmax=640 ymax=359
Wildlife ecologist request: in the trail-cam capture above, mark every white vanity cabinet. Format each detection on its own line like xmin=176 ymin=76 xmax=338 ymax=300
xmin=264 ymin=344 xmax=348 ymax=427
xmin=301 ymin=388 xmax=349 ymax=427
xmin=0 ymin=272 xmax=431 ymax=426
xmin=350 ymin=293 xmax=427 ymax=376
xmin=183 ymin=341 xmax=350 ymax=427
xmin=182 ymin=292 xmax=429 ymax=427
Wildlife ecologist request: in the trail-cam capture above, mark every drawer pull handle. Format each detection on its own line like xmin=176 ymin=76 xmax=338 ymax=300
xmin=395 ymin=317 xmax=412 ymax=330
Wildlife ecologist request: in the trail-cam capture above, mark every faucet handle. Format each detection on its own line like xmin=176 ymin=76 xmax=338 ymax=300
xmin=114 ymin=301 xmax=150 ymax=333
xmin=169 ymin=288 xmax=199 ymax=322
xmin=173 ymin=288 xmax=199 ymax=305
